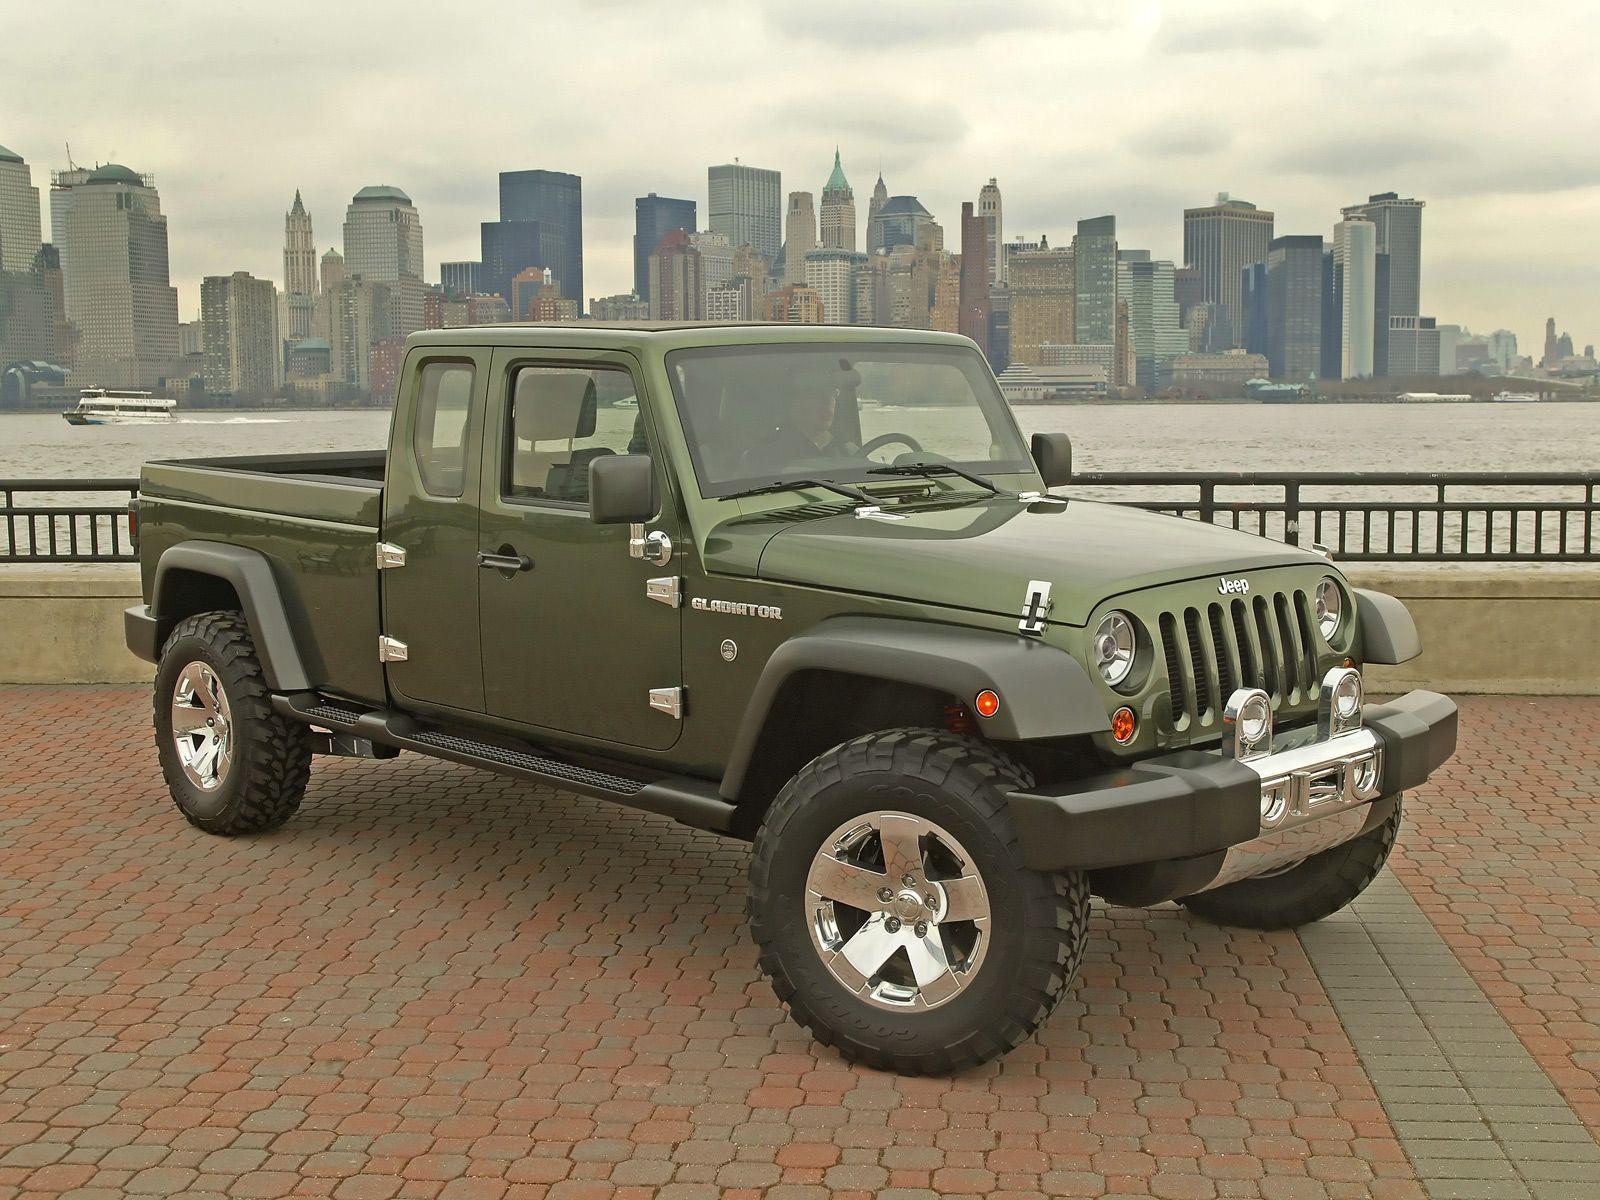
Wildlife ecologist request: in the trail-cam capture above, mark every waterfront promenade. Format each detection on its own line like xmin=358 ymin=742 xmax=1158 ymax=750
xmin=1 ymin=688 xmax=1596 ymax=1199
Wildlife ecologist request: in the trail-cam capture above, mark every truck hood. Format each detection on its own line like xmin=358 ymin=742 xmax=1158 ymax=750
xmin=751 ymin=497 xmax=1323 ymax=626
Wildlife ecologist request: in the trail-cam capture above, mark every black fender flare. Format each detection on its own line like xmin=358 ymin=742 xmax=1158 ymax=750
xmin=720 ymin=615 xmax=1110 ymax=800
xmin=149 ymin=541 xmax=311 ymax=692
xmin=1355 ymin=588 xmax=1422 ymax=665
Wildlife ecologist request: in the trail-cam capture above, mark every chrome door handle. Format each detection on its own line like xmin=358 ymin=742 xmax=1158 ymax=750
xmin=477 ymin=550 xmax=533 ymax=573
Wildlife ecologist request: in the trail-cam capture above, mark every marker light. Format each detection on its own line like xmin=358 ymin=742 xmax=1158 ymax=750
xmin=1111 ymin=706 xmax=1136 ymax=744
xmin=974 ymin=689 xmax=1001 ymax=718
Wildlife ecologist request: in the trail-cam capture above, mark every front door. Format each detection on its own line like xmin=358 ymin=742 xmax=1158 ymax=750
xmin=476 ymin=349 xmax=684 ymax=751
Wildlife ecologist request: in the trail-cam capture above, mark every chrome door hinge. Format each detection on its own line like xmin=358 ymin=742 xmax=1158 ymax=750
xmin=377 ymin=635 xmax=409 ymax=663
xmin=646 ymin=576 xmax=683 ymax=607
xmin=375 ymin=542 xmax=407 ymax=570
xmin=648 ymin=686 xmax=684 ymax=719
xmin=628 ymin=524 xmax=674 ymax=566
xmin=1018 ymin=579 xmax=1053 ymax=636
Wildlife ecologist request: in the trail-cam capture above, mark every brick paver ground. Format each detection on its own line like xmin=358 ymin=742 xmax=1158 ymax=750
xmin=0 ymin=687 xmax=1594 ymax=1199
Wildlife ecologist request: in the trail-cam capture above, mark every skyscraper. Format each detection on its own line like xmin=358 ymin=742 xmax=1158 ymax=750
xmin=481 ymin=220 xmax=559 ymax=310
xmin=499 ymin=170 xmax=583 ymax=305
xmin=866 ymin=171 xmax=889 ymax=255
xmin=1333 ymin=218 xmax=1377 ymax=379
xmin=342 ymin=185 xmax=424 ymax=335
xmin=1073 ymin=215 xmax=1118 ymax=345
xmin=958 ymin=202 xmax=990 ymax=356
xmin=201 ymin=271 xmax=282 ymax=400
xmin=707 ymin=162 xmax=781 ymax=260
xmin=648 ymin=229 xmax=703 ymax=321
xmin=439 ymin=261 xmax=480 ymax=296
xmin=634 ymin=193 xmax=695 ymax=302
xmin=0 ymin=144 xmax=42 ymax=273
xmin=282 ymin=191 xmax=317 ymax=341
xmin=977 ymin=179 xmax=1002 ymax=286
xmin=1182 ymin=194 xmax=1274 ymax=349
xmin=1264 ymin=235 xmax=1324 ymax=381
xmin=1340 ymin=192 xmax=1423 ymax=320
xmin=1008 ymin=246 xmax=1074 ymax=366
xmin=819 ymin=150 xmax=856 ymax=252
xmin=1116 ymin=253 xmax=1187 ymax=390
xmin=784 ymin=192 xmax=816 ymax=285
xmin=804 ymin=248 xmax=865 ymax=325
xmin=59 ymin=164 xmax=179 ymax=388
xmin=873 ymin=195 xmax=935 ymax=254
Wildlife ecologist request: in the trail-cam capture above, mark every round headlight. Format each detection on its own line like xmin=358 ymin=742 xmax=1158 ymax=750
xmin=1092 ymin=611 xmax=1137 ymax=687
xmin=1315 ymin=577 xmax=1343 ymax=641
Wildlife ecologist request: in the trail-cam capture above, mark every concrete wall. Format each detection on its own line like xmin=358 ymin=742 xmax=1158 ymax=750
xmin=2 ymin=565 xmax=1598 ymax=694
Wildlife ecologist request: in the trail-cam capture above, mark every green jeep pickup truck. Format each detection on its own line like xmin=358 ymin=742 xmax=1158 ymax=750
xmin=125 ymin=323 xmax=1457 ymax=1073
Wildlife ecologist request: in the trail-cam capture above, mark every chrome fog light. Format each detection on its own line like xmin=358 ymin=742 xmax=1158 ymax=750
xmin=1092 ymin=611 xmax=1137 ymax=688
xmin=1224 ymin=687 xmax=1273 ymax=760
xmin=1261 ymin=783 xmax=1290 ymax=825
xmin=1351 ymin=749 xmax=1383 ymax=799
xmin=1318 ymin=666 xmax=1363 ymax=738
xmin=1315 ymin=576 xmax=1343 ymax=642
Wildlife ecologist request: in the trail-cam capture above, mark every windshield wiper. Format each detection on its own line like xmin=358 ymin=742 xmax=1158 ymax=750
xmin=868 ymin=462 xmax=1007 ymax=496
xmin=722 ymin=478 xmax=875 ymax=505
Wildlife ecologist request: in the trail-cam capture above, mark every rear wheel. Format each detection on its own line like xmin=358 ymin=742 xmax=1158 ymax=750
xmin=153 ymin=611 xmax=311 ymax=835
xmin=748 ymin=729 xmax=1089 ymax=1074
xmin=1180 ymin=799 xmax=1402 ymax=930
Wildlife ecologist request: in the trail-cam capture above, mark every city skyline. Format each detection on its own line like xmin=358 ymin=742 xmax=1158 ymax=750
xmin=4 ymin=0 xmax=1595 ymax=352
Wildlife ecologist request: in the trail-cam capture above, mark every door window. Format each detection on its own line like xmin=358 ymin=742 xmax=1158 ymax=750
xmin=504 ymin=365 xmax=645 ymax=507
xmin=412 ymin=361 xmax=475 ymax=498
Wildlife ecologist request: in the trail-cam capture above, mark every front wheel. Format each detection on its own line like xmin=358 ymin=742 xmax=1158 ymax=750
xmin=748 ymin=729 xmax=1089 ymax=1074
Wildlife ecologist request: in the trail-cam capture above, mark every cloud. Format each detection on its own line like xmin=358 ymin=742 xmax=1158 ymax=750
xmin=1126 ymin=119 xmax=1235 ymax=158
xmin=1270 ymin=134 xmax=1457 ymax=178
xmin=761 ymin=0 xmax=1118 ymax=49
xmin=1155 ymin=5 xmax=1325 ymax=54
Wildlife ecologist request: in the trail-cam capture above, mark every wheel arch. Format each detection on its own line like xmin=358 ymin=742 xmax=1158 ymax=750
xmin=721 ymin=615 xmax=1110 ymax=830
xmin=151 ymin=541 xmax=311 ymax=692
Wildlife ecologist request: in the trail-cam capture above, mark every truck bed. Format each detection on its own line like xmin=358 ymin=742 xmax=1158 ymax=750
xmin=137 ymin=450 xmax=389 ymax=704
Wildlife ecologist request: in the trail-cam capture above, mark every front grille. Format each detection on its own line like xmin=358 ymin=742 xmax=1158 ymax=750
xmin=1159 ymin=588 xmax=1317 ymax=730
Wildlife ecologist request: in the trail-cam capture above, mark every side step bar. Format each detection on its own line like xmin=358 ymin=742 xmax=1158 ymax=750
xmin=273 ymin=693 xmax=736 ymax=834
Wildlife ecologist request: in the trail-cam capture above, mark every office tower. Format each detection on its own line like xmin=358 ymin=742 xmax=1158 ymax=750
xmin=873 ymin=195 xmax=935 ymax=254
xmin=819 ymin=150 xmax=856 ymax=252
xmin=1264 ymin=235 xmax=1324 ymax=380
xmin=866 ymin=170 xmax=889 ymax=254
xmin=1116 ymin=254 xmax=1187 ymax=390
xmin=1182 ymin=194 xmax=1273 ymax=349
xmin=481 ymin=219 xmax=560 ymax=310
xmin=690 ymin=230 xmax=734 ymax=315
xmin=1073 ymin=215 xmax=1117 ymax=345
xmin=784 ymin=192 xmax=817 ymax=285
xmin=499 ymin=170 xmax=583 ymax=305
xmin=1340 ymin=192 xmax=1423 ymax=321
xmin=1333 ymin=218 xmax=1377 ymax=378
xmin=1240 ymin=262 xmax=1268 ymax=357
xmin=857 ymin=255 xmax=890 ymax=327
xmin=1542 ymin=317 xmax=1559 ymax=366
xmin=58 ymin=164 xmax=179 ymax=388
xmin=1387 ymin=315 xmax=1440 ymax=375
xmin=1436 ymin=324 xmax=1462 ymax=375
xmin=958 ymin=202 xmax=990 ymax=356
xmin=930 ymin=255 xmax=961 ymax=334
xmin=511 ymin=267 xmax=578 ymax=321
xmin=281 ymin=191 xmax=317 ymax=341
xmin=201 ymin=271 xmax=282 ymax=399
xmin=804 ymin=248 xmax=865 ymax=325
xmin=977 ymin=179 xmax=1002 ymax=285
xmin=440 ymin=261 xmax=480 ymax=296
xmin=343 ymin=185 xmax=424 ymax=335
xmin=0 ymin=145 xmax=42 ymax=273
xmin=648 ymin=228 xmax=703 ymax=320
xmin=590 ymin=293 xmax=650 ymax=322
xmin=320 ymin=247 xmax=345 ymax=293
xmin=707 ymin=161 xmax=781 ymax=260
xmin=1008 ymin=247 xmax=1074 ymax=366
xmin=324 ymin=276 xmax=390 ymax=392
xmin=633 ymin=193 xmax=694 ymax=302
xmin=1487 ymin=329 xmax=1518 ymax=373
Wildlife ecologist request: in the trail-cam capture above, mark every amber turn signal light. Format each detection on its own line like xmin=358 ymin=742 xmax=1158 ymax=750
xmin=974 ymin=689 xmax=1001 ymax=718
xmin=1111 ymin=706 xmax=1136 ymax=744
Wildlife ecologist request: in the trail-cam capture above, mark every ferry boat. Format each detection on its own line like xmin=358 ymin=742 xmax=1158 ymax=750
xmin=62 ymin=389 xmax=177 ymax=425
xmin=1491 ymin=390 xmax=1539 ymax=403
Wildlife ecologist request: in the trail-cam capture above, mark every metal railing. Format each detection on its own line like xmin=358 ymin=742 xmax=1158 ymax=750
xmin=2 ymin=479 xmax=141 ymax=563
xmin=1070 ymin=472 xmax=1600 ymax=562
xmin=2 ymin=472 xmax=1598 ymax=564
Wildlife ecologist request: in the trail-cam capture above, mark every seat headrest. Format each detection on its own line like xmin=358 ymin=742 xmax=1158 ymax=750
xmin=514 ymin=372 xmax=597 ymax=442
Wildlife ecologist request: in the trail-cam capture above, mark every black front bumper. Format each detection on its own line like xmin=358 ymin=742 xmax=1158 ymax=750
xmin=1007 ymin=689 xmax=1458 ymax=883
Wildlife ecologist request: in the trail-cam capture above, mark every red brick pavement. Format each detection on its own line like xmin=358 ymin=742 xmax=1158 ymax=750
xmin=2 ymin=686 xmax=1581 ymax=1198
xmin=1387 ymin=696 xmax=1600 ymax=1138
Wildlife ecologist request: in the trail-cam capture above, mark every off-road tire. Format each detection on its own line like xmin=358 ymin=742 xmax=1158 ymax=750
xmin=748 ymin=728 xmax=1090 ymax=1074
xmin=1180 ymin=798 xmax=1402 ymax=931
xmin=153 ymin=610 xmax=311 ymax=835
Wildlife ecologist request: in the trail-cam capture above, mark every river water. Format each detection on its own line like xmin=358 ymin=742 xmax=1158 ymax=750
xmin=2 ymin=402 xmax=1597 ymax=479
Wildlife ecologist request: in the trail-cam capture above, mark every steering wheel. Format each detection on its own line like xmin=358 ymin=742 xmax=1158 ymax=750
xmin=860 ymin=432 xmax=925 ymax=459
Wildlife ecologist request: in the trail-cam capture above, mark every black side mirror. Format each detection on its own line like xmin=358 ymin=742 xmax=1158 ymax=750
xmin=1031 ymin=432 xmax=1072 ymax=488
xmin=589 ymin=454 xmax=657 ymax=524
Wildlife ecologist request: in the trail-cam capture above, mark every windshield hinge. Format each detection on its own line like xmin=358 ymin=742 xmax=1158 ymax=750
xmin=1018 ymin=579 xmax=1053 ymax=636
xmin=375 ymin=542 xmax=407 ymax=569
xmin=377 ymin=635 xmax=409 ymax=663
xmin=1016 ymin=491 xmax=1068 ymax=507
xmin=854 ymin=505 xmax=908 ymax=522
xmin=648 ymin=686 xmax=684 ymax=719
xmin=646 ymin=576 xmax=682 ymax=607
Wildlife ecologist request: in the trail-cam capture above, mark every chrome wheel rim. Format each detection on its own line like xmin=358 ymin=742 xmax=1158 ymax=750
xmin=171 ymin=662 xmax=234 ymax=791
xmin=806 ymin=811 xmax=991 ymax=1011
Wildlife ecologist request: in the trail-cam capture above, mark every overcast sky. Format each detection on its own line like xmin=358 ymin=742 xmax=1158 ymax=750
xmin=6 ymin=0 xmax=1596 ymax=351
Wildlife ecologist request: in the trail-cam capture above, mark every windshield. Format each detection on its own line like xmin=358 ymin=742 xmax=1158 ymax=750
xmin=664 ymin=342 xmax=1033 ymax=499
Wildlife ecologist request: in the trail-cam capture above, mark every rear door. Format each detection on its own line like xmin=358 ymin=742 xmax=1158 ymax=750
xmin=476 ymin=348 xmax=684 ymax=750
xmin=381 ymin=347 xmax=490 ymax=714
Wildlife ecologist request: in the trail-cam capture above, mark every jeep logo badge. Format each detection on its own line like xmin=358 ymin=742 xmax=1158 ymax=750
xmin=1218 ymin=576 xmax=1250 ymax=596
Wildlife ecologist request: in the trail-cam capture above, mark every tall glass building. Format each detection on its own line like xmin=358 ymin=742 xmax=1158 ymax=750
xmin=1182 ymin=195 xmax=1274 ymax=349
xmin=1265 ymin=235 xmax=1324 ymax=381
xmin=634 ymin=193 xmax=695 ymax=302
xmin=498 ymin=170 xmax=583 ymax=305
xmin=707 ymin=162 xmax=781 ymax=261
xmin=1073 ymin=215 xmax=1118 ymax=345
xmin=0 ymin=144 xmax=42 ymax=273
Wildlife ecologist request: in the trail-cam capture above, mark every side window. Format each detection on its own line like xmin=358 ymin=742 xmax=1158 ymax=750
xmin=505 ymin=365 xmax=644 ymax=506
xmin=412 ymin=361 xmax=475 ymax=498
